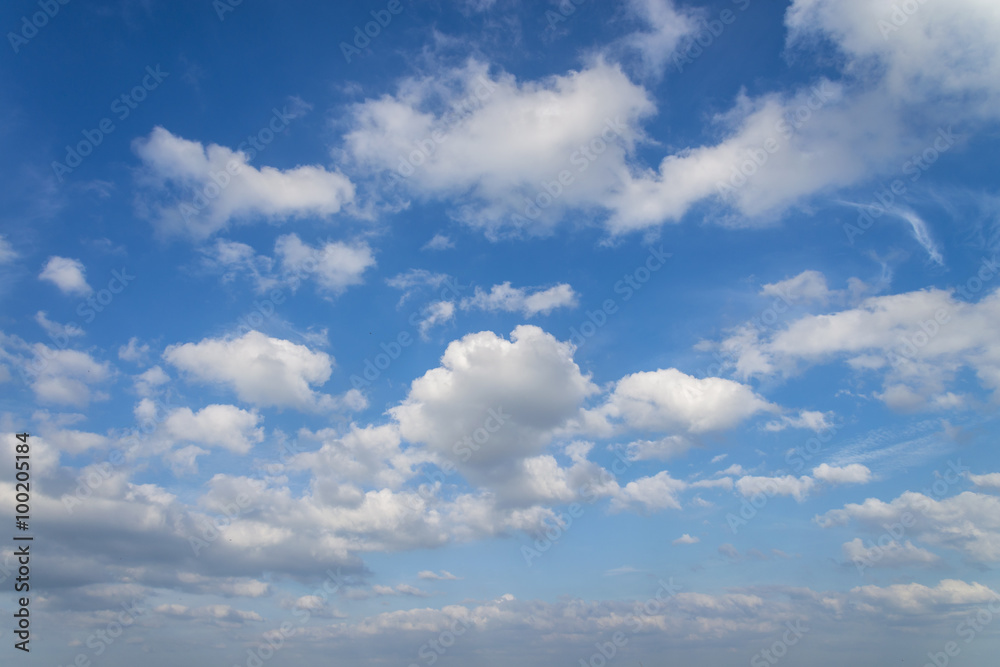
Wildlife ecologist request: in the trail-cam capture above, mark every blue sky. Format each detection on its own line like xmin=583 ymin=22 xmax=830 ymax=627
xmin=2 ymin=0 xmax=1000 ymax=665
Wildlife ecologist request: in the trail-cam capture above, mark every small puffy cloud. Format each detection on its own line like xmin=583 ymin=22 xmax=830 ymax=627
xmin=672 ymin=533 xmax=699 ymax=545
xmin=621 ymin=0 xmax=702 ymax=77
xmin=460 ymin=282 xmax=578 ymax=317
xmin=813 ymin=463 xmax=872 ymax=485
xmin=133 ymin=126 xmax=355 ymax=239
xmin=35 ymin=311 xmax=84 ymax=340
xmin=27 ymin=346 xmax=111 ymax=407
xmin=422 ymin=234 xmax=454 ymax=251
xmin=39 ymin=256 xmax=91 ymax=296
xmin=134 ymin=365 xmax=169 ymax=397
xmin=160 ymin=404 xmax=265 ymax=454
xmin=764 ymin=410 xmax=834 ymax=432
xmin=418 ymin=570 xmax=461 ymax=581
xmin=274 ymin=234 xmax=375 ymax=295
xmin=735 ymin=475 xmax=815 ymax=502
xmin=849 ymin=580 xmax=999 ymax=615
xmin=760 ymin=270 xmax=834 ymax=305
xmin=164 ymin=330 xmax=363 ymax=412
xmin=118 ymin=337 xmax=150 ymax=363
xmin=611 ymin=471 xmax=686 ymax=512
xmin=968 ymin=472 xmax=1000 ymax=492
xmin=416 ymin=301 xmax=456 ymax=339
xmin=718 ymin=543 xmax=740 ymax=560
xmin=842 ymin=538 xmax=940 ymax=569
xmin=596 ymin=368 xmax=776 ymax=445
xmin=0 ymin=235 xmax=17 ymax=264
xmin=817 ymin=490 xmax=1000 ymax=563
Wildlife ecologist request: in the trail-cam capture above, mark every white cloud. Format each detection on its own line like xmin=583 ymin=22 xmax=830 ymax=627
xmin=118 ymin=337 xmax=150 ymax=363
xmin=274 ymin=234 xmax=375 ymax=295
xmin=621 ymin=0 xmax=702 ymax=77
xmin=611 ymin=470 xmax=686 ymax=512
xmin=39 ymin=256 xmax=91 ymax=296
xmin=134 ymin=127 xmax=355 ymax=239
xmin=0 ymin=235 xmax=17 ymax=264
xmin=159 ymin=404 xmax=265 ymax=454
xmin=968 ymin=472 xmax=1000 ymax=492
xmin=761 ymin=270 xmax=833 ymax=305
xmin=204 ymin=234 xmax=375 ymax=296
xmin=764 ymin=410 xmax=834 ymax=432
xmin=343 ymin=59 xmax=654 ymax=237
xmin=460 ymin=282 xmax=578 ymax=317
xmin=842 ymin=538 xmax=939 ymax=569
xmin=594 ymin=368 xmax=776 ymax=447
xmin=849 ymin=580 xmax=998 ymax=614
xmin=35 ymin=311 xmax=84 ymax=340
xmin=736 ymin=475 xmax=815 ymax=502
xmin=817 ymin=490 xmax=1000 ymax=563
xmin=672 ymin=533 xmax=699 ymax=545
xmin=390 ymin=325 xmax=599 ymax=504
xmin=27 ymin=346 xmax=111 ymax=407
xmin=716 ymin=279 xmax=1000 ymax=410
xmin=416 ymin=301 xmax=456 ymax=339
xmin=422 ymin=233 xmax=454 ymax=251
xmin=813 ymin=463 xmax=872 ymax=485
xmin=418 ymin=570 xmax=460 ymax=580
xmin=164 ymin=330 xmax=365 ymax=412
